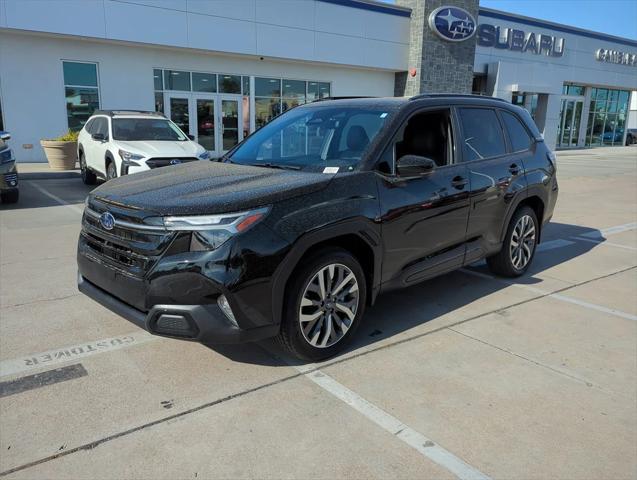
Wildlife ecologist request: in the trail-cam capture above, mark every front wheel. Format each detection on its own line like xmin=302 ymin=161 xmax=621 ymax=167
xmin=80 ymin=152 xmax=97 ymax=185
xmin=106 ymin=161 xmax=117 ymax=181
xmin=1 ymin=189 xmax=19 ymax=204
xmin=487 ymin=206 xmax=538 ymax=277
xmin=277 ymin=248 xmax=367 ymax=361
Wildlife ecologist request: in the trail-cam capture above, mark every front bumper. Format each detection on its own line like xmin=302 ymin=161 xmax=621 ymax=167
xmin=78 ymin=273 xmax=279 ymax=344
xmin=0 ymin=161 xmax=18 ymax=191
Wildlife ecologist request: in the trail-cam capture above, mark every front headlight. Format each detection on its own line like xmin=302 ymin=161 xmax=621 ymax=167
xmin=118 ymin=149 xmax=144 ymax=162
xmin=159 ymin=207 xmax=270 ymax=251
xmin=198 ymin=151 xmax=211 ymax=160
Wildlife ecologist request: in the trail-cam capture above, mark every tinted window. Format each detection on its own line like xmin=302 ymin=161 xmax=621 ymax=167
xmin=458 ymin=108 xmax=506 ymax=161
xmin=93 ymin=118 xmax=109 ymax=138
xmin=501 ymin=111 xmax=532 ymax=152
xmin=84 ymin=118 xmax=96 ymax=134
xmin=112 ymin=118 xmax=187 ymax=141
xmin=63 ymin=62 xmax=98 ymax=87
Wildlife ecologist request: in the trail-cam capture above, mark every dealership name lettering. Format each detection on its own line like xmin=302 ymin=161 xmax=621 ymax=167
xmin=595 ymin=49 xmax=637 ymax=67
xmin=477 ymin=24 xmax=565 ymax=57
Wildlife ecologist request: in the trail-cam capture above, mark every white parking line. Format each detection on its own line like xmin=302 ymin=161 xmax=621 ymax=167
xmin=536 ymin=239 xmax=575 ymax=252
xmin=574 ymin=236 xmax=637 ymax=251
xmin=278 ymin=358 xmax=491 ymax=480
xmin=25 ymin=181 xmax=84 ymax=214
xmin=460 ymin=268 xmax=637 ymax=322
xmin=579 ymin=222 xmax=637 ymax=239
xmin=0 ymin=332 xmax=157 ymax=378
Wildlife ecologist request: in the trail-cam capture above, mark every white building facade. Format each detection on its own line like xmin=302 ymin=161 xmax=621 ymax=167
xmin=0 ymin=0 xmax=635 ymax=162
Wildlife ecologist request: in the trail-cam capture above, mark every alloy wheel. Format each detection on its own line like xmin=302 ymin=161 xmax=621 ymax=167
xmin=510 ymin=214 xmax=536 ymax=270
xmin=298 ymin=263 xmax=359 ymax=348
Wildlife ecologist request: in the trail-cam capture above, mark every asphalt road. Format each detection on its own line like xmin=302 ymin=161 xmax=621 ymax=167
xmin=1 ymin=146 xmax=636 ymax=479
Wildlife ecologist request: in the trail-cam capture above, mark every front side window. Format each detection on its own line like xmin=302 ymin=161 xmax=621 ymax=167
xmin=63 ymin=61 xmax=100 ymax=131
xmin=500 ymin=111 xmax=532 ymax=152
xmin=112 ymin=118 xmax=187 ymax=141
xmin=229 ymin=106 xmax=391 ymax=172
xmin=458 ymin=108 xmax=506 ymax=161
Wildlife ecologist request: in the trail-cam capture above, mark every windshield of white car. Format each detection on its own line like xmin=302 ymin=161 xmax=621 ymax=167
xmin=112 ymin=118 xmax=188 ymax=141
xmin=228 ymin=106 xmax=391 ymax=172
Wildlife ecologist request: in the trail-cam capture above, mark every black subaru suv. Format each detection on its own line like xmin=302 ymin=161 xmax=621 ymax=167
xmin=78 ymin=95 xmax=558 ymax=360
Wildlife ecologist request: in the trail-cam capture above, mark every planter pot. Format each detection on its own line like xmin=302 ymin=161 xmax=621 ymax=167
xmin=40 ymin=140 xmax=78 ymax=170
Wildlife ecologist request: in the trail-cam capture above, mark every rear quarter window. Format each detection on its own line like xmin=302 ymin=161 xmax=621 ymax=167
xmin=458 ymin=108 xmax=506 ymax=161
xmin=500 ymin=110 xmax=532 ymax=152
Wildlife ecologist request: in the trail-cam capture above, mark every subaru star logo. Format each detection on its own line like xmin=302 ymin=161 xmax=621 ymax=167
xmin=99 ymin=211 xmax=115 ymax=230
xmin=428 ymin=6 xmax=476 ymax=42
xmin=169 ymin=159 xmax=181 ymax=165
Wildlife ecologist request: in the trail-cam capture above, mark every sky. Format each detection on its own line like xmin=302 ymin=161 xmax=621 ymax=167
xmin=382 ymin=0 xmax=637 ymax=40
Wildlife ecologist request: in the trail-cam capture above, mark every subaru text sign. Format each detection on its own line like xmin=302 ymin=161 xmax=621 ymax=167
xmin=428 ymin=6 xmax=477 ymax=42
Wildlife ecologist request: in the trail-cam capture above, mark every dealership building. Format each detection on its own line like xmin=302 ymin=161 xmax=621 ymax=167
xmin=0 ymin=0 xmax=635 ymax=162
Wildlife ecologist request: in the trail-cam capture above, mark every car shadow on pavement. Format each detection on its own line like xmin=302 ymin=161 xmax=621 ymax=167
xmin=0 ymin=174 xmax=95 ymax=210
xmin=206 ymin=222 xmax=607 ymax=366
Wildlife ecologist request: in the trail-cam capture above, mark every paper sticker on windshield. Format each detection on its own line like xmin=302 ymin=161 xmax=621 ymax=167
xmin=323 ymin=167 xmax=339 ymax=174
xmin=380 ymin=113 xmax=388 ymax=118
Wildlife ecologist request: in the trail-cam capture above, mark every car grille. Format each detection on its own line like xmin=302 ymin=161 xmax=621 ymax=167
xmin=81 ymin=208 xmax=173 ymax=278
xmin=4 ymin=172 xmax=18 ymax=185
xmin=146 ymin=157 xmax=199 ymax=169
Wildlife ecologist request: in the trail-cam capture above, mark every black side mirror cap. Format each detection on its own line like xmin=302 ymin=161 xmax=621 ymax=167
xmin=396 ymin=155 xmax=436 ymax=177
xmin=92 ymin=133 xmax=105 ymax=141
xmin=187 ymin=134 xmax=195 ymax=141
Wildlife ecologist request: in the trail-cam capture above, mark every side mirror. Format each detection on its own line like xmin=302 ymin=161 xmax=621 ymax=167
xmin=396 ymin=155 xmax=435 ymax=177
xmin=92 ymin=133 xmax=105 ymax=141
xmin=187 ymin=134 xmax=195 ymax=141
xmin=0 ymin=132 xmax=10 ymax=141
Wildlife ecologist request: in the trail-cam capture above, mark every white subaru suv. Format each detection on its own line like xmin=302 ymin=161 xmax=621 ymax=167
xmin=77 ymin=110 xmax=210 ymax=184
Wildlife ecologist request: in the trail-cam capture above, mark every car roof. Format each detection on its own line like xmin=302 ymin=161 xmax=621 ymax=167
xmin=92 ymin=110 xmax=167 ymax=119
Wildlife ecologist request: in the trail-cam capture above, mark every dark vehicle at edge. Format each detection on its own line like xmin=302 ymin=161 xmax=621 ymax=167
xmin=0 ymin=131 xmax=19 ymax=204
xmin=77 ymin=95 xmax=558 ymax=360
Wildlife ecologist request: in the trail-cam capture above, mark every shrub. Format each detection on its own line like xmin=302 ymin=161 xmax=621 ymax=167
xmin=44 ymin=130 xmax=79 ymax=142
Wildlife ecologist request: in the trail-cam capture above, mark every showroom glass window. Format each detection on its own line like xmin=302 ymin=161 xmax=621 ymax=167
xmin=63 ymin=61 xmax=100 ymax=131
xmin=586 ymin=87 xmax=631 ymax=146
xmin=255 ymin=77 xmax=282 ymax=130
xmin=458 ymin=108 xmax=506 ymax=161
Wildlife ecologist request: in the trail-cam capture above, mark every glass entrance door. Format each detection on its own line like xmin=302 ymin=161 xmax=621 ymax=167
xmin=219 ymin=96 xmax=242 ymax=154
xmin=558 ymin=97 xmax=584 ymax=148
xmin=165 ymin=93 xmax=242 ymax=157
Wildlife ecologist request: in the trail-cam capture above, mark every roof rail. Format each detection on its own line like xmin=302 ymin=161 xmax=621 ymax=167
xmin=93 ymin=110 xmax=166 ymax=117
xmin=409 ymin=93 xmax=510 ymax=103
xmin=311 ymin=96 xmax=376 ymax=102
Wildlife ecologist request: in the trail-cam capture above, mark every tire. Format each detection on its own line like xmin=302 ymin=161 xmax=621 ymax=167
xmin=0 ymin=189 xmax=19 ymax=204
xmin=487 ymin=206 xmax=539 ymax=277
xmin=80 ymin=152 xmax=97 ymax=185
xmin=277 ymin=247 xmax=367 ymax=361
xmin=106 ymin=160 xmax=117 ymax=181
xmin=627 ymin=134 xmax=634 ymax=146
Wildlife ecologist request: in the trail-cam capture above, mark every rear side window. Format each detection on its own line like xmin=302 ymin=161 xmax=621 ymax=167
xmin=458 ymin=108 xmax=506 ymax=161
xmin=500 ymin=110 xmax=532 ymax=152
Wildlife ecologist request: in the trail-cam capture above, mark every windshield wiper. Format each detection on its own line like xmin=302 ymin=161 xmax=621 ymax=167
xmin=248 ymin=163 xmax=301 ymax=171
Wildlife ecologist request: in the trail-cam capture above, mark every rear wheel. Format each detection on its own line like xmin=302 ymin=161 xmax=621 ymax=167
xmin=277 ymin=248 xmax=366 ymax=361
xmin=0 ymin=189 xmax=19 ymax=204
xmin=80 ymin=152 xmax=97 ymax=185
xmin=487 ymin=206 xmax=538 ymax=277
xmin=106 ymin=160 xmax=117 ymax=181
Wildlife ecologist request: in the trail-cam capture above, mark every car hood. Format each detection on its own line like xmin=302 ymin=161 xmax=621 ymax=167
xmin=91 ymin=161 xmax=334 ymax=215
xmin=115 ymin=140 xmax=202 ymax=157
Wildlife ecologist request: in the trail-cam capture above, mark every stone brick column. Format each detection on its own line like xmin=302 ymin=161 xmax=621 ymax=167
xmin=395 ymin=0 xmax=479 ymax=96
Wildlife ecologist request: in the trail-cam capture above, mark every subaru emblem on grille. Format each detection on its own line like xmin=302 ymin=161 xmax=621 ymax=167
xmin=99 ymin=211 xmax=115 ymax=230
xmin=170 ymin=159 xmax=181 ymax=165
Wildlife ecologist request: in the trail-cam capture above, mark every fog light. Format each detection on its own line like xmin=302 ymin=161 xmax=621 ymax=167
xmin=217 ymin=295 xmax=238 ymax=327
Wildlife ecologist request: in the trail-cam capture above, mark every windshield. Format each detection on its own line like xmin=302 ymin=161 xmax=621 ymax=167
xmin=112 ymin=118 xmax=188 ymax=141
xmin=229 ymin=106 xmax=391 ymax=171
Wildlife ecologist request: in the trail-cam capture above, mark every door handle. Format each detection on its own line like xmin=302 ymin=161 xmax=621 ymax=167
xmin=509 ymin=163 xmax=520 ymax=176
xmin=451 ymin=176 xmax=468 ymax=189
